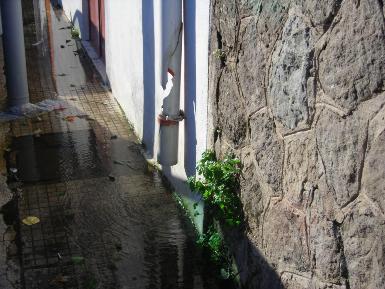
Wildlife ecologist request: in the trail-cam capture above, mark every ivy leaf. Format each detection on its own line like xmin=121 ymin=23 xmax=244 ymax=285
xmin=220 ymin=268 xmax=231 ymax=280
xmin=71 ymin=256 xmax=85 ymax=265
xmin=189 ymin=150 xmax=243 ymax=227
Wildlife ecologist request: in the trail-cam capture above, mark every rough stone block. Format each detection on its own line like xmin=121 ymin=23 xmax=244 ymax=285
xmin=213 ymin=0 xmax=238 ymax=48
xmin=249 ymin=109 xmax=283 ymax=193
xmin=341 ymin=199 xmax=385 ymax=289
xmin=240 ymin=149 xmax=264 ymax=240
xmin=318 ymin=0 xmax=385 ymax=112
xmin=269 ymin=10 xmax=316 ymax=134
xmin=362 ymin=129 xmax=385 ymax=214
xmin=315 ymin=109 xmax=367 ymax=207
xmin=217 ymin=68 xmax=248 ymax=146
xmin=237 ymin=16 xmax=267 ymax=115
xmin=263 ymin=199 xmax=310 ymax=273
xmin=283 ymin=133 xmax=318 ymax=209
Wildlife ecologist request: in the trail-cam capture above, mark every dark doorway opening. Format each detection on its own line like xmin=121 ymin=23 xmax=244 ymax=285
xmin=88 ymin=0 xmax=105 ymax=62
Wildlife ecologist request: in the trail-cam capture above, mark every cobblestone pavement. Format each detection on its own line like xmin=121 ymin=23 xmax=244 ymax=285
xmin=0 ymin=1 xmax=221 ymax=289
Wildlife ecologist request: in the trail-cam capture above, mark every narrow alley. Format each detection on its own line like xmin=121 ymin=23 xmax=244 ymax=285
xmin=0 ymin=1 xmax=223 ymax=288
xmin=2 ymin=0 xmax=385 ymax=288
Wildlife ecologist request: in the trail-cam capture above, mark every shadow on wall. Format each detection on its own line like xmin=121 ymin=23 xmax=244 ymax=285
xmin=142 ymin=0 xmax=155 ymax=158
xmin=218 ymin=190 xmax=284 ymax=288
xmin=67 ymin=0 xmax=89 ymax=41
xmin=52 ymin=0 xmax=62 ymax=8
xmin=223 ymin=221 xmax=284 ymax=289
xmin=58 ymin=0 xmax=99 ymax=49
xmin=159 ymin=172 xmax=285 ymax=289
xmin=183 ymin=0 xmax=197 ymax=178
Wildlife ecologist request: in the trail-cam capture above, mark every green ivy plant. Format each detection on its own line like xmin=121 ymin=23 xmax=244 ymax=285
xmin=188 ymin=150 xmax=242 ymax=227
xmin=197 ymin=226 xmax=225 ymax=263
xmin=197 ymin=226 xmax=237 ymax=280
xmin=212 ymin=48 xmax=227 ymax=60
xmin=71 ymin=27 xmax=80 ymax=39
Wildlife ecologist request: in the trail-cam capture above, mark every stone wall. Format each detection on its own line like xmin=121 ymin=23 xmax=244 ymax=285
xmin=208 ymin=0 xmax=385 ymax=288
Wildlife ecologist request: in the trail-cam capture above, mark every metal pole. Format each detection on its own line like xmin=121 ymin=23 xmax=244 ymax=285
xmin=0 ymin=0 xmax=29 ymax=107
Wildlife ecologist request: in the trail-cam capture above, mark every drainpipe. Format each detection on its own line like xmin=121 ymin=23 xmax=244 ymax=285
xmin=0 ymin=0 xmax=30 ymax=107
xmin=157 ymin=0 xmax=184 ymax=166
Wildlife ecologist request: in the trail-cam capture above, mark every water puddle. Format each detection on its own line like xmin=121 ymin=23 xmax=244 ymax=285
xmin=3 ymin=129 xmax=234 ymax=289
xmin=9 ymin=129 xmax=152 ymax=183
xmin=10 ymin=130 xmax=109 ymax=183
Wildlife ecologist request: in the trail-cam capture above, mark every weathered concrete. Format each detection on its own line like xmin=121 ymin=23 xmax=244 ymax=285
xmin=209 ymin=0 xmax=385 ymax=288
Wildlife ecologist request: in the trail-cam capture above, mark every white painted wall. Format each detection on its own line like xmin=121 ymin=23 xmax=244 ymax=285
xmin=60 ymin=0 xmax=89 ymax=40
xmin=61 ymin=0 xmax=210 ymax=231
xmin=105 ymin=0 xmax=145 ymax=139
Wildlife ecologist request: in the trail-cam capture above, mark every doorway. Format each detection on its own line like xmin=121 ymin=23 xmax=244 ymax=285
xmin=89 ymin=0 xmax=105 ymax=62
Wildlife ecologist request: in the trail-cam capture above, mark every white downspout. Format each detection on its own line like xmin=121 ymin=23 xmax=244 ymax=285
xmin=157 ymin=0 xmax=184 ymax=166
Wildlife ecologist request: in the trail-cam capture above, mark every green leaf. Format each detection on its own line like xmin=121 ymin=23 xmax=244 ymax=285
xmin=84 ymin=274 xmax=98 ymax=289
xmin=71 ymin=256 xmax=85 ymax=264
xmin=22 ymin=216 xmax=40 ymax=226
xmin=220 ymin=268 xmax=231 ymax=280
xmin=188 ymin=150 xmax=243 ymax=228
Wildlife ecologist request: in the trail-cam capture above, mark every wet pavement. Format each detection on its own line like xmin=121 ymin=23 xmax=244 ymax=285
xmin=0 ymin=1 xmax=227 ymax=288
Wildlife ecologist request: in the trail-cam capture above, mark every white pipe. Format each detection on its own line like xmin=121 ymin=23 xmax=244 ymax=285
xmin=157 ymin=0 xmax=183 ymax=166
xmin=0 ymin=0 xmax=30 ymax=107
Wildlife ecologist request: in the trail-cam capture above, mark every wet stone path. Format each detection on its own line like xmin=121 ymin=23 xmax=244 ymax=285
xmin=0 ymin=1 xmax=221 ymax=289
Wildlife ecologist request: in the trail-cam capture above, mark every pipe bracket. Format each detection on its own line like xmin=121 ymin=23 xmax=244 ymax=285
xmin=158 ymin=110 xmax=185 ymax=126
